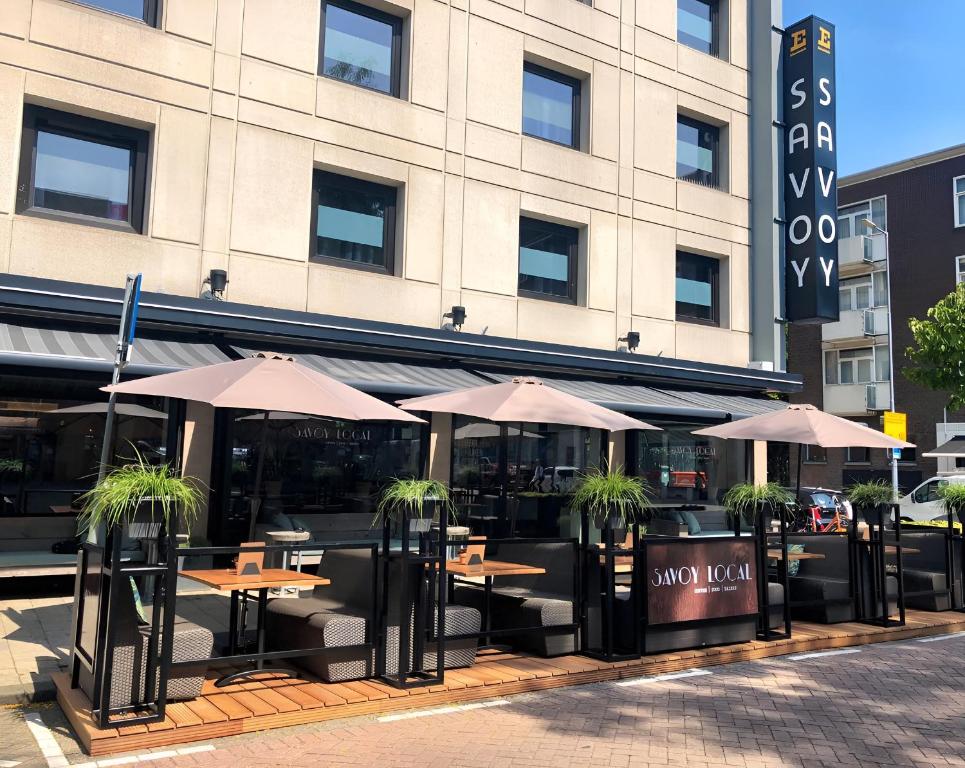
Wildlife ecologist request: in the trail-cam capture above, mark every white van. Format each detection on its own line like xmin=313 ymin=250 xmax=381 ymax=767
xmin=898 ymin=475 xmax=965 ymax=521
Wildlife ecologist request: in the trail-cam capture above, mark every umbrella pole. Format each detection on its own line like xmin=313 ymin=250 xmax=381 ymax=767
xmin=247 ymin=411 xmax=271 ymax=541
xmin=794 ymin=443 xmax=802 ymax=499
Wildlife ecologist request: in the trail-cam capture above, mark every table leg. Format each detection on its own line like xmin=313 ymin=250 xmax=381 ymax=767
xmin=239 ymin=591 xmax=249 ymax=652
xmin=256 ymin=587 xmax=267 ymax=671
xmin=483 ymin=576 xmax=492 ymax=647
xmin=228 ymin=590 xmax=239 ymax=655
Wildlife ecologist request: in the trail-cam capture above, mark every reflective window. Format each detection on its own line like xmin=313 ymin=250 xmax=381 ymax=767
xmin=957 ymin=255 xmax=965 ymax=284
xmin=676 ymin=251 xmax=720 ymax=325
xmin=677 ymin=0 xmax=718 ymax=56
xmin=75 ymin=0 xmax=158 ymax=24
xmin=451 ymin=416 xmax=603 ymax=538
xmin=803 ymin=445 xmax=827 ymax=463
xmin=17 ymin=106 xmax=148 ymax=232
xmin=311 ymin=171 xmax=398 ymax=273
xmin=846 ymin=446 xmax=870 ymax=464
xmin=838 ymin=197 xmax=886 ymax=240
xmin=955 ymin=176 xmax=965 ymax=227
xmin=522 ymin=63 xmax=581 ymax=149
xmin=676 ymin=115 xmax=720 ymax=187
xmin=321 ymin=0 xmax=401 ymax=96
xmin=518 ymin=217 xmax=578 ymax=302
xmin=839 ymin=276 xmax=873 ymax=312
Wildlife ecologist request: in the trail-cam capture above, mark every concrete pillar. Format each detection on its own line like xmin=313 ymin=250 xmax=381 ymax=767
xmin=427 ymin=412 xmax=452 ymax=483
xmin=607 ymin=432 xmax=626 ymax=471
xmin=753 ymin=440 xmax=768 ymax=485
xmin=181 ymin=402 xmax=215 ymax=543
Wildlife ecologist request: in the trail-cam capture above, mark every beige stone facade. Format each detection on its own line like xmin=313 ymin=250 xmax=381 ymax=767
xmin=0 ymin=0 xmax=764 ymax=368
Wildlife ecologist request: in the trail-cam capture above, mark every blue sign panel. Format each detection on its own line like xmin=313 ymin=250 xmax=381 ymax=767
xmin=783 ymin=16 xmax=838 ymax=324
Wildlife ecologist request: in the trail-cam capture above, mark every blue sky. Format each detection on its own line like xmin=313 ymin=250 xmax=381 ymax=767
xmin=783 ymin=1 xmax=965 ymax=176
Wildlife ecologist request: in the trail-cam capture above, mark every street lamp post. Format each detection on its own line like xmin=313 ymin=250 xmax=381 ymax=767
xmin=863 ymin=218 xmax=899 ymax=501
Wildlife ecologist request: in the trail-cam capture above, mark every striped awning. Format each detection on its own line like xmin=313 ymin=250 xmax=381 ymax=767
xmin=667 ymin=390 xmax=787 ymax=419
xmin=233 ymin=347 xmax=489 ymax=397
xmin=0 ymin=322 xmax=230 ymax=373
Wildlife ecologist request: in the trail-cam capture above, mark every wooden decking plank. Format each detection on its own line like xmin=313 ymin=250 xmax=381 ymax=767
xmin=322 ymin=682 xmax=369 ymax=703
xmin=441 ymin=669 xmax=487 ymax=688
xmin=184 ymin=697 xmax=230 ymax=724
xmin=250 ymin=687 xmax=302 ymax=714
xmin=206 ymin=693 xmax=254 ymax=721
xmin=296 ymin=682 xmax=349 ymax=707
xmin=230 ymin=691 xmax=277 ymax=717
xmin=361 ymin=679 xmax=412 ymax=698
xmin=166 ymin=702 xmax=204 ymax=728
xmin=341 ymin=680 xmax=390 ymax=701
xmin=270 ymin=682 xmax=327 ymax=710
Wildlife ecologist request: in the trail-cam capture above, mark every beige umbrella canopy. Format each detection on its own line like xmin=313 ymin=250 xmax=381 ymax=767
xmin=692 ymin=403 xmax=914 ymax=449
xmin=104 ymin=353 xmax=424 ymax=537
xmin=398 ymin=376 xmax=660 ymax=432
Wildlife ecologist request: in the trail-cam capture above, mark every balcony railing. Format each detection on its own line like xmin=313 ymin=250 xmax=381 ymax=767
xmin=822 ymin=307 xmax=889 ymax=342
xmin=823 ymin=381 xmax=891 ymax=416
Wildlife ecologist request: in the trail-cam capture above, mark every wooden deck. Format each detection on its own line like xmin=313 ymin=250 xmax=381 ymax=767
xmin=55 ymin=609 xmax=965 ymax=757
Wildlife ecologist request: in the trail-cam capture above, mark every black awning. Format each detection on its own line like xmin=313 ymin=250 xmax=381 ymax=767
xmin=923 ymin=436 xmax=965 ymax=458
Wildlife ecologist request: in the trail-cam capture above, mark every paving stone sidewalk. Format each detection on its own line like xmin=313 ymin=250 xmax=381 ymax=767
xmin=7 ymin=635 xmax=965 ymax=768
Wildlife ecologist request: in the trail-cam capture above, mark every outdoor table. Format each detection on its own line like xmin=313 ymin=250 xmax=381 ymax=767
xmin=767 ymin=549 xmax=827 ymax=561
xmin=179 ymin=568 xmax=330 ymax=687
xmin=447 ymin=559 xmax=545 ymax=650
xmin=885 ymin=545 xmax=920 ymax=555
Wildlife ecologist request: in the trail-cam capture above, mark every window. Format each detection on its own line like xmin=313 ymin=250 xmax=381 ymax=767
xmin=913 ymin=478 xmax=947 ymax=503
xmin=957 ymin=256 xmax=965 ymax=285
xmin=676 ymin=115 xmax=720 ymax=188
xmin=518 ymin=217 xmax=578 ymax=302
xmin=898 ymin=443 xmax=917 ymax=464
xmin=522 ymin=63 xmax=581 ymax=150
xmin=955 ymin=176 xmax=965 ymax=228
xmin=873 ymin=271 xmax=889 ymax=307
xmin=846 ymin=447 xmax=870 ymax=464
xmin=310 ymin=171 xmax=398 ymax=274
xmin=675 ymin=251 xmax=720 ymax=325
xmin=16 ymin=105 xmax=149 ymax=233
xmin=838 ymin=197 xmax=885 ymax=240
xmin=825 ymin=348 xmax=875 ymax=385
xmin=319 ymin=0 xmax=402 ymax=97
xmin=803 ymin=445 xmax=827 ymax=464
xmin=874 ymin=344 xmax=890 ymax=383
xmin=74 ymin=0 xmax=160 ymax=24
xmin=677 ymin=0 xmax=719 ymax=56
xmin=839 ymin=276 xmax=872 ymax=312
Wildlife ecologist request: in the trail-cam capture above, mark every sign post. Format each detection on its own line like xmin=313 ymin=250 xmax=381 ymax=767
xmin=883 ymin=410 xmax=907 ymax=501
xmin=96 ymin=273 xmax=143 ymax=486
xmin=782 ymin=16 xmax=838 ymax=324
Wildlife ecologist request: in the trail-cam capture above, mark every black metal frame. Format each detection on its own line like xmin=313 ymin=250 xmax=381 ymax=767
xmin=318 ymin=0 xmax=404 ymax=98
xmin=75 ymin=0 xmax=161 ymax=25
xmin=380 ymin=506 xmax=447 ymax=689
xmin=757 ymin=503 xmax=793 ymax=641
xmin=856 ymin=503 xmax=906 ymax=627
xmin=17 ymin=104 xmax=150 ymax=234
xmin=309 ymin=170 xmax=399 ymax=275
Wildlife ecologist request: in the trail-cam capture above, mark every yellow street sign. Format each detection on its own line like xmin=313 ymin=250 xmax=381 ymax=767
xmin=883 ymin=411 xmax=907 ymax=442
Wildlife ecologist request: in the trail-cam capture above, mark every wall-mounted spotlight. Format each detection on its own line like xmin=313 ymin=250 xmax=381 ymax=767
xmin=201 ymin=269 xmax=228 ymax=301
xmin=618 ymin=330 xmax=640 ymax=353
xmin=443 ymin=305 xmax=467 ymax=331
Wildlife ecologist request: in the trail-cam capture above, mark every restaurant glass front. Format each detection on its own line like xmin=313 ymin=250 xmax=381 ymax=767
xmin=450 ymin=416 xmax=604 ymax=538
xmin=221 ymin=412 xmax=426 ymax=543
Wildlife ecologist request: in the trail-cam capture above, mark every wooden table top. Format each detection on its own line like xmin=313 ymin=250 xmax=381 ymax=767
xmin=767 ymin=549 xmax=826 ymax=561
xmin=178 ymin=568 xmax=330 ymax=592
xmin=446 ymin=559 xmax=545 ymax=578
xmin=886 ymin=545 xmax=920 ymax=554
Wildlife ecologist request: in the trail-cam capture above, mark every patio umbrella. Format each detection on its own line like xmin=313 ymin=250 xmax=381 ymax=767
xmin=103 ymin=353 xmax=425 ymax=538
xmin=454 ymin=423 xmax=543 ymax=440
xmin=691 ymin=403 xmax=914 ymax=494
xmin=398 ymin=376 xmax=660 ymax=432
xmin=49 ymin=403 xmax=168 ymax=419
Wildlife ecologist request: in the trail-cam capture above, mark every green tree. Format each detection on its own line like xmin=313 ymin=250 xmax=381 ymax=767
xmin=904 ymin=283 xmax=965 ymax=410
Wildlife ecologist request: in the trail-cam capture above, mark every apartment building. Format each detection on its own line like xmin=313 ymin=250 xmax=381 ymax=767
xmin=0 ymin=0 xmax=798 ymax=553
xmin=788 ymin=144 xmax=965 ymax=491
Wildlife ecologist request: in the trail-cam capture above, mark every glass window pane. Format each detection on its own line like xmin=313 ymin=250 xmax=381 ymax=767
xmin=876 ymin=346 xmax=890 ymax=381
xmin=636 ymin=423 xmax=738 ymax=506
xmin=840 ymin=360 xmax=854 ymax=384
xmin=323 ymin=2 xmax=395 ymax=94
xmin=34 ymin=131 xmax=131 ymax=221
xmin=523 ymin=67 xmax=577 ymax=148
xmin=518 ymin=217 xmax=577 ymax=299
xmin=675 ymin=251 xmax=718 ymax=323
xmin=956 ymin=177 xmax=965 ymax=194
xmin=958 ymin=195 xmax=965 ymax=225
xmin=855 ymin=285 xmax=871 ymax=310
xmin=677 ymin=0 xmax=715 ymax=54
xmin=856 ymin=359 xmax=873 ymax=383
xmin=871 ymin=197 xmax=886 ymax=230
xmin=824 ymin=351 xmax=838 ymax=384
xmin=315 ymin=173 xmax=395 ymax=269
xmin=837 ymin=217 xmax=851 ymax=239
xmin=676 ymin=117 xmax=718 ymax=187
xmin=838 ymin=289 xmax=849 ymax=312
xmin=77 ymin=0 xmax=146 ymax=19
xmin=873 ymin=271 xmax=889 ymax=306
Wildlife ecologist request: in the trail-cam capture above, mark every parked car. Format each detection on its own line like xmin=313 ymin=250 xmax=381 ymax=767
xmin=898 ymin=475 xmax=965 ymax=521
xmin=785 ymin=486 xmax=853 ymax=523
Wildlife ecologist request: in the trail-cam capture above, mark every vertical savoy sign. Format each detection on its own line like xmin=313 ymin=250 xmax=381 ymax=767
xmin=783 ymin=16 xmax=839 ymax=323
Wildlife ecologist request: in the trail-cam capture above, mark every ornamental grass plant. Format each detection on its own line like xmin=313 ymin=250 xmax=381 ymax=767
xmin=723 ymin=482 xmax=794 ymax=525
xmin=571 ymin=467 xmax=652 ymax=528
xmin=939 ymin=483 xmax=965 ymax=520
xmin=376 ymin=478 xmax=454 ymax=524
xmin=846 ymin=479 xmax=894 ymax=511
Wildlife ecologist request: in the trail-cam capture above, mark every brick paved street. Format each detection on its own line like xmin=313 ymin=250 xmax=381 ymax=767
xmin=5 ymin=636 xmax=965 ymax=768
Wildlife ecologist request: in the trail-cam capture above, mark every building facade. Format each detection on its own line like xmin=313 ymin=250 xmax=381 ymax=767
xmin=788 ymin=144 xmax=965 ymax=491
xmin=0 ymin=0 xmax=796 ymax=558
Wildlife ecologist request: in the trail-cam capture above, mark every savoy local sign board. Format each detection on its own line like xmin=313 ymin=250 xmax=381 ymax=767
xmin=783 ymin=16 xmax=839 ymax=324
xmin=647 ymin=539 xmax=758 ymax=625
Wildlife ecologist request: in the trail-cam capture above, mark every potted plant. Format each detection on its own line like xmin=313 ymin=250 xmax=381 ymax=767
xmin=571 ymin=467 xmax=652 ymax=533
xmin=723 ymin=482 xmax=794 ymax=532
xmin=939 ymin=483 xmax=965 ymax=526
xmin=77 ymin=450 xmax=203 ymax=544
xmin=846 ymin=479 xmax=894 ymax=524
xmin=376 ymin=478 xmax=454 ymax=534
